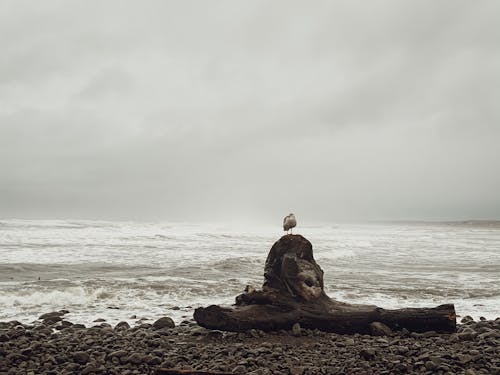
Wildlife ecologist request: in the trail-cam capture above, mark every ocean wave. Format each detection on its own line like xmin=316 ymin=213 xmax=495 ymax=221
xmin=0 ymin=286 xmax=110 ymax=308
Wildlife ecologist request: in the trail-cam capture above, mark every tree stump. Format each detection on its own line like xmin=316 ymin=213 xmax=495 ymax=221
xmin=194 ymin=234 xmax=456 ymax=334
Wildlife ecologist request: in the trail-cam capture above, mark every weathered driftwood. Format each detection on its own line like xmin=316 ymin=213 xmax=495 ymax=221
xmin=194 ymin=234 xmax=456 ymax=334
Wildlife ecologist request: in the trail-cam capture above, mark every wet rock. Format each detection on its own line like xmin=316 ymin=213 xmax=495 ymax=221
xmin=429 ymin=355 xmax=442 ymax=366
xmin=232 ymin=365 xmax=246 ymax=374
xmin=425 ymin=360 xmax=437 ymax=370
xmin=458 ymin=354 xmax=473 ymax=364
xmin=147 ymin=356 xmax=162 ymax=365
xmin=369 ymin=322 xmax=393 ymax=336
xmin=39 ymin=312 xmax=64 ymax=320
xmin=114 ymin=321 xmax=130 ymax=330
xmin=344 ymin=338 xmax=355 ymax=346
xmin=289 ymin=366 xmax=305 ymax=375
xmin=43 ymin=316 xmax=62 ymax=325
xmin=93 ymin=318 xmax=106 ymax=322
xmin=292 ymin=323 xmax=301 ymax=337
xmin=73 ymin=351 xmax=90 ymax=364
xmin=458 ymin=331 xmax=476 ymax=341
xmin=360 ymin=348 xmax=376 ymax=360
xmin=153 ymin=317 xmax=175 ymax=330
xmin=207 ymin=330 xmax=223 ymax=338
xmin=127 ymin=352 xmax=144 ymax=364
xmin=421 ymin=330 xmax=438 ymax=338
xmin=479 ymin=330 xmax=500 ymax=340
xmin=108 ymin=349 xmax=129 ymax=358
xmin=461 ymin=316 xmax=474 ymax=323
xmin=81 ymin=363 xmax=97 ymax=374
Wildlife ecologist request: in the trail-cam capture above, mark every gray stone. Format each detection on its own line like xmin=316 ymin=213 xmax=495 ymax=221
xmin=114 ymin=321 xmax=130 ymax=330
xmin=153 ymin=317 xmax=175 ymax=330
xmin=232 ymin=365 xmax=246 ymax=374
xmin=292 ymin=323 xmax=301 ymax=337
xmin=429 ymin=355 xmax=442 ymax=366
xmin=345 ymin=338 xmax=355 ymax=345
xmin=458 ymin=331 xmax=476 ymax=341
xmin=81 ymin=364 xmax=97 ymax=375
xmin=43 ymin=316 xmax=62 ymax=325
xmin=421 ymin=330 xmax=437 ymax=337
xmin=127 ymin=353 xmax=144 ymax=364
xmin=369 ymin=322 xmax=393 ymax=336
xmin=425 ymin=361 xmax=437 ymax=370
xmin=108 ymin=350 xmax=129 ymax=358
xmin=290 ymin=366 xmax=305 ymax=375
xmin=460 ymin=315 xmax=474 ymax=323
xmin=396 ymin=346 xmax=409 ymax=354
xmin=39 ymin=312 xmax=63 ymax=320
xmin=249 ymin=329 xmax=260 ymax=338
xmin=400 ymin=327 xmax=410 ymax=336
xmin=147 ymin=356 xmax=162 ymax=365
xmin=360 ymin=348 xmax=376 ymax=360
xmin=73 ymin=351 xmax=90 ymax=364
xmin=458 ymin=354 xmax=473 ymax=364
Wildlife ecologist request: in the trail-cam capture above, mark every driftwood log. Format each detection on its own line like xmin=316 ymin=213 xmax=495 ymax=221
xmin=194 ymin=234 xmax=456 ymax=334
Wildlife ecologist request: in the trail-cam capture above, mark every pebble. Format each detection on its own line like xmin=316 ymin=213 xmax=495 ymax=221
xmin=38 ymin=312 xmax=64 ymax=320
xmin=359 ymin=348 xmax=376 ymax=360
xmin=73 ymin=351 xmax=90 ymax=364
xmin=0 ymin=315 xmax=498 ymax=374
xmin=369 ymin=321 xmax=393 ymax=336
xmin=126 ymin=353 xmax=144 ymax=364
xmin=114 ymin=321 xmax=130 ymax=330
xmin=152 ymin=316 xmax=175 ymax=329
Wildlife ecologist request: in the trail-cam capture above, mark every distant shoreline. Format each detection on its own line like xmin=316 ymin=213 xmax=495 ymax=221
xmin=374 ymin=220 xmax=500 ymax=228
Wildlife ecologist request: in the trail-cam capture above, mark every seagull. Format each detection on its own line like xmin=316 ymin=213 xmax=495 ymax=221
xmin=283 ymin=213 xmax=297 ymax=234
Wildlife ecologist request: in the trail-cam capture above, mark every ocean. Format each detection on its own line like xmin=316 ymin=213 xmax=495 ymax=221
xmin=0 ymin=219 xmax=498 ymax=326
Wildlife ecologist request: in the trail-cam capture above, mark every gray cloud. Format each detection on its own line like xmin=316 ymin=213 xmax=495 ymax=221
xmin=0 ymin=0 xmax=499 ymax=221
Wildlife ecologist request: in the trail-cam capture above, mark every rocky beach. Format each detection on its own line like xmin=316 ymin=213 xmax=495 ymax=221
xmin=0 ymin=311 xmax=499 ymax=375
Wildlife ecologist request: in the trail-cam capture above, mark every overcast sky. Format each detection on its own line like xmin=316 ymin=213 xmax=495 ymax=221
xmin=1 ymin=1 xmax=499 ymax=222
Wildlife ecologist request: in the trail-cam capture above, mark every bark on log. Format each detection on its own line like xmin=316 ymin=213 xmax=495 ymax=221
xmin=194 ymin=234 xmax=456 ymax=334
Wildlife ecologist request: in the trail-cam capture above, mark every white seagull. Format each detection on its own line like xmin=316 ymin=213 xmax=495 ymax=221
xmin=283 ymin=213 xmax=297 ymax=234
